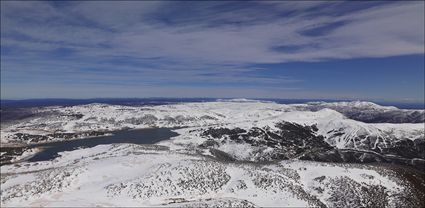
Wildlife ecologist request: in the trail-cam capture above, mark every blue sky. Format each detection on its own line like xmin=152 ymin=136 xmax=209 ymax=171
xmin=1 ymin=1 xmax=424 ymax=102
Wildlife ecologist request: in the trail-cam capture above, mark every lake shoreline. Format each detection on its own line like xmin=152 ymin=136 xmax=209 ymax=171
xmin=0 ymin=127 xmax=180 ymax=165
xmin=1 ymin=126 xmax=171 ymax=148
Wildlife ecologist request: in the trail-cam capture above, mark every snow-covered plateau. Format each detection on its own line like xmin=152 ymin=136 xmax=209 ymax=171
xmin=1 ymin=100 xmax=424 ymax=207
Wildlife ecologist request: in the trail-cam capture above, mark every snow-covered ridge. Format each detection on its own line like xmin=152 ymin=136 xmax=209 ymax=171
xmin=307 ymin=101 xmax=398 ymax=110
xmin=1 ymin=101 xmax=423 ymax=147
xmin=215 ymin=98 xmax=273 ymax=103
xmin=294 ymin=101 xmax=424 ymax=123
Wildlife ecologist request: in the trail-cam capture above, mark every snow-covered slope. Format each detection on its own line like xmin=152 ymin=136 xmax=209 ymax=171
xmin=1 ymin=143 xmax=422 ymax=207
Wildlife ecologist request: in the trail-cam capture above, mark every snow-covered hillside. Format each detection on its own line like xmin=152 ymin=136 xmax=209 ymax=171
xmin=1 ymin=100 xmax=424 ymax=207
xmin=1 ymin=101 xmax=423 ymax=155
xmin=1 ymin=144 xmax=423 ymax=207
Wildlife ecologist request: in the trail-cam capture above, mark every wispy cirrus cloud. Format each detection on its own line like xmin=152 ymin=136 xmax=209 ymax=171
xmin=1 ymin=1 xmax=424 ymax=100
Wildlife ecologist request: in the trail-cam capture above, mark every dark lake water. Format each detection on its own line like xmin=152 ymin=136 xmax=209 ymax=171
xmin=27 ymin=128 xmax=179 ymax=162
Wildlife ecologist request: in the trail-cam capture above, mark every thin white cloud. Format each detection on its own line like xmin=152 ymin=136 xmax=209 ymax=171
xmin=2 ymin=1 xmax=423 ymax=64
xmin=1 ymin=1 xmax=424 ymax=100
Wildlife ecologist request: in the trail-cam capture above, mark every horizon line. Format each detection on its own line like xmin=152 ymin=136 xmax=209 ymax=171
xmin=1 ymin=97 xmax=424 ymax=104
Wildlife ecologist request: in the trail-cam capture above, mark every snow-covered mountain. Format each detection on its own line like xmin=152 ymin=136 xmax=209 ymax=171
xmin=1 ymin=100 xmax=424 ymax=207
xmin=294 ymin=101 xmax=424 ymax=123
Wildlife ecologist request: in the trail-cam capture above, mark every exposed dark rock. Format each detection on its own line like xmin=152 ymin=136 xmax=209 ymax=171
xmin=314 ymin=176 xmax=326 ymax=182
xmin=198 ymin=139 xmax=220 ymax=148
xmin=208 ymin=149 xmax=236 ymax=162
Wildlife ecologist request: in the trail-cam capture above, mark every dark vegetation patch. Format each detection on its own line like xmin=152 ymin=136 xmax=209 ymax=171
xmin=200 ymin=121 xmax=425 ymax=172
xmin=373 ymin=163 xmax=425 ymax=208
xmin=200 ymin=121 xmax=333 ymax=161
xmin=10 ymin=131 xmax=109 ymax=144
xmin=0 ymin=147 xmax=28 ymax=165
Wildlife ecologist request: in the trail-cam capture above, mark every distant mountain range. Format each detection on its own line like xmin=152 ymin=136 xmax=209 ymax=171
xmin=1 ymin=98 xmax=424 ymax=109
